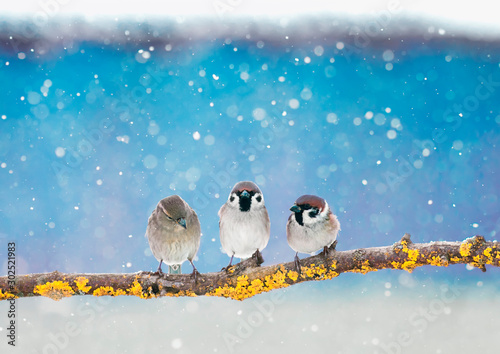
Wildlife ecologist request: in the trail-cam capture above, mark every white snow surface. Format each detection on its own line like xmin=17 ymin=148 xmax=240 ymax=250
xmin=1 ymin=279 xmax=499 ymax=353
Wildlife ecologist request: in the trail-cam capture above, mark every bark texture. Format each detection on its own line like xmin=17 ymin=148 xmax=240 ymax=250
xmin=1 ymin=234 xmax=498 ymax=301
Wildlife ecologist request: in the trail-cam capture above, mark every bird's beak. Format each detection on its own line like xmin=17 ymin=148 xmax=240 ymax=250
xmin=290 ymin=205 xmax=301 ymax=213
xmin=240 ymin=190 xmax=250 ymax=198
xmin=177 ymin=218 xmax=187 ymax=229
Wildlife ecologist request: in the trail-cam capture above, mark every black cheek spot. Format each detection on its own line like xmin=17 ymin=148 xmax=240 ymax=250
xmin=230 ymin=196 xmax=235 ymax=202
xmin=309 ymin=211 xmax=317 ymax=218
xmin=256 ymin=196 xmax=262 ymax=202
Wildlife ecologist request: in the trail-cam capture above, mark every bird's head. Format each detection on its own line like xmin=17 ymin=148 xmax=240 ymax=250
xmin=158 ymin=195 xmax=188 ymax=229
xmin=227 ymin=181 xmax=265 ymax=212
xmin=290 ymin=194 xmax=329 ymax=226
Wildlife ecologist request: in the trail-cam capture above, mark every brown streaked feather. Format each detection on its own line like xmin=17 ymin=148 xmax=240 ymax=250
xmin=329 ymin=210 xmax=340 ymax=229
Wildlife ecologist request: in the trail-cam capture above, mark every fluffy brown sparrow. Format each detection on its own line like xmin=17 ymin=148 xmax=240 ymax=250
xmin=286 ymin=195 xmax=340 ymax=272
xmin=146 ymin=195 xmax=201 ymax=280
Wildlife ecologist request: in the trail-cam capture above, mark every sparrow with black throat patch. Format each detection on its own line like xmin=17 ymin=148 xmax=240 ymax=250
xmin=286 ymin=194 xmax=340 ymax=273
xmin=219 ymin=181 xmax=270 ymax=270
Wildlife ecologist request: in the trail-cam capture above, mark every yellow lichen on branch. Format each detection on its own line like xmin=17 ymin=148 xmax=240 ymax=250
xmin=391 ymin=238 xmax=422 ymax=272
xmin=34 ymin=281 xmax=75 ymax=301
xmin=127 ymin=279 xmax=146 ymax=298
xmin=1 ymin=234 xmax=499 ymax=301
xmin=0 ymin=289 xmax=16 ymax=300
xmin=92 ymin=286 xmax=127 ymax=297
xmin=74 ymin=277 xmax=92 ymax=293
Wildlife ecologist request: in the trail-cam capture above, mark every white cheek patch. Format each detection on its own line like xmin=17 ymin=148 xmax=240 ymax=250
xmin=229 ymin=193 xmax=239 ymax=207
xmin=319 ymin=202 xmax=329 ymax=218
xmin=301 ymin=212 xmax=312 ymax=225
xmin=301 ymin=212 xmax=316 ymax=225
xmin=252 ymin=193 xmax=264 ymax=206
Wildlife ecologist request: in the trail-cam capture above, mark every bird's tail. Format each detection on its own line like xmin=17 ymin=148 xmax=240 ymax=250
xmin=168 ymin=264 xmax=182 ymax=274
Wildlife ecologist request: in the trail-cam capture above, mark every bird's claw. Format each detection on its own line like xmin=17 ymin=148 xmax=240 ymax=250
xmin=189 ymin=260 xmax=201 ymax=283
xmin=154 ymin=268 xmax=164 ymax=276
xmin=191 ymin=269 xmax=200 ymax=283
xmin=294 ymin=253 xmax=302 ymax=274
xmin=252 ymin=249 xmax=264 ymax=266
xmin=328 ymin=240 xmax=338 ymax=252
xmin=221 ymin=265 xmax=234 ymax=273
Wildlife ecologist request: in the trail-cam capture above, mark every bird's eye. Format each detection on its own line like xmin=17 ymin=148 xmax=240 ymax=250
xmin=309 ymin=208 xmax=319 ymax=218
xmin=256 ymin=195 xmax=262 ymax=202
xmin=230 ymin=196 xmax=235 ymax=202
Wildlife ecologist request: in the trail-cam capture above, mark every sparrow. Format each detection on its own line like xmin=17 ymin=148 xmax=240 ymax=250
xmin=219 ymin=181 xmax=270 ymax=269
xmin=145 ymin=195 xmax=201 ymax=280
xmin=286 ymin=195 xmax=340 ymax=273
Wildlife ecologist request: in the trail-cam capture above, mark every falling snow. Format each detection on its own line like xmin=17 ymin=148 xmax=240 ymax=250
xmin=0 ymin=13 xmax=499 ymax=354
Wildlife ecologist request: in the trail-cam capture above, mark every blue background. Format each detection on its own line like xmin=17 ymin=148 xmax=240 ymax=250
xmin=0 ymin=24 xmax=499 ymax=283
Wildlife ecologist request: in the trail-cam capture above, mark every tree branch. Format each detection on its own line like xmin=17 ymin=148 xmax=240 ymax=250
xmin=1 ymin=234 xmax=498 ymax=301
